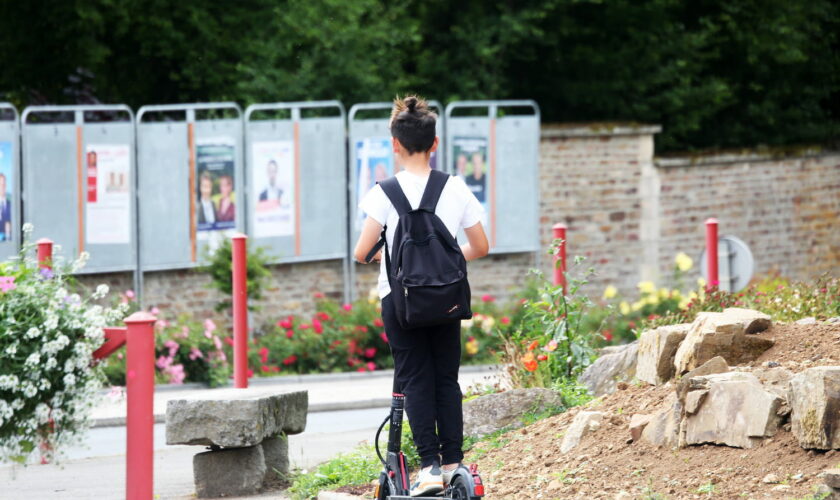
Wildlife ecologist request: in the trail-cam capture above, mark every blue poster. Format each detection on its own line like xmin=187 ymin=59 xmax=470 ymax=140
xmin=0 ymin=142 xmax=12 ymax=242
xmin=355 ymin=138 xmax=394 ymax=230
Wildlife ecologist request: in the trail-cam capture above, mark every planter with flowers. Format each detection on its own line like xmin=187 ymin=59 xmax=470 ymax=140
xmin=0 ymin=227 xmax=128 ymax=464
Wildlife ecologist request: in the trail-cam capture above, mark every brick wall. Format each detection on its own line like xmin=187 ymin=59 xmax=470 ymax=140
xmin=76 ymin=127 xmax=840 ymax=327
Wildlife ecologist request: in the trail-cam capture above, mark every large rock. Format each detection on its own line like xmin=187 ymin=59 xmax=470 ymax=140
xmin=261 ymin=436 xmax=290 ymax=480
xmin=673 ymin=309 xmax=773 ymax=374
xmin=636 ymin=324 xmax=690 ymax=385
xmin=166 ymin=389 xmax=308 ymax=447
xmin=194 ymin=445 xmax=266 ymax=498
xmin=753 ymin=366 xmax=794 ymax=400
xmin=579 ymin=341 xmax=638 ymax=397
xmin=629 ymin=414 xmax=652 ymax=442
xmin=462 ymin=388 xmax=564 ymax=438
xmin=683 ymin=372 xmax=782 ymax=449
xmin=560 ymin=411 xmax=603 ymax=453
xmin=675 ymin=356 xmax=729 ymax=403
xmin=789 ymin=367 xmax=840 ymax=450
xmin=640 ymin=393 xmax=681 ymax=448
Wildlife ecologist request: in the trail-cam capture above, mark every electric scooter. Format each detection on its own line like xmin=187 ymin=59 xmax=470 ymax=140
xmin=373 ymin=378 xmax=485 ymax=500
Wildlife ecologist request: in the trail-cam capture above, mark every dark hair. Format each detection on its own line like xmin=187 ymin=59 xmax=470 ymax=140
xmin=390 ymin=95 xmax=437 ymax=154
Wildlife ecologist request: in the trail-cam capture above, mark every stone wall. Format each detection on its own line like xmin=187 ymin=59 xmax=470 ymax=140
xmin=77 ymin=126 xmax=840 ymax=325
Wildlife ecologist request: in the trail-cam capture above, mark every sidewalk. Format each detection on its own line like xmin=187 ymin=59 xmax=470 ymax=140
xmin=93 ymin=364 xmax=502 ymax=427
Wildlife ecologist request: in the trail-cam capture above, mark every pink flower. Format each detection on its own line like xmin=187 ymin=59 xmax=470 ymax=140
xmin=259 ymin=347 xmax=269 ymax=363
xmin=481 ymin=294 xmax=495 ymax=303
xmin=204 ymin=319 xmax=216 ymax=332
xmin=106 ymin=386 xmax=125 ymax=402
xmin=117 ymin=352 xmax=124 ymax=360
xmin=0 ymin=276 xmax=16 ymax=292
xmin=179 ymin=326 xmax=190 ymax=339
xmin=156 ymin=355 xmax=173 ymax=370
xmin=342 ymin=303 xmax=352 ymax=312
xmin=357 ymin=367 xmax=367 ymax=373
xmin=247 ymin=369 xmax=254 ymax=378
xmin=150 ymin=306 xmax=160 ymax=316
xmin=125 ymin=289 xmax=135 ymax=299
xmin=380 ymin=332 xmax=389 ymax=343
xmin=224 ymin=336 xmax=234 ymax=346
xmin=204 ymin=329 xmax=213 ymax=339
xmin=373 ymin=318 xmax=384 ymax=328
xmin=188 ymin=348 xmax=204 ymax=361
xmin=282 ymin=355 xmax=297 ymax=365
xmin=277 ymin=318 xmax=293 ymax=329
xmin=364 ymin=347 xmax=377 ymax=359
xmin=285 ymin=330 xmax=294 ymax=339
xmin=299 ymin=323 xmax=311 ymax=330
xmin=313 ymin=292 xmax=325 ymax=299
xmin=168 ymin=364 xmax=186 ymax=384
xmin=500 ymin=316 xmax=511 ymax=325
xmin=316 ymin=312 xmax=331 ymax=321
xmin=366 ymin=362 xmax=377 ymax=371
xmin=312 ymin=319 xmax=323 ymax=334
xmin=213 ymin=336 xmax=223 ymax=350
xmin=164 ymin=340 xmax=179 ymax=356
xmin=261 ymin=365 xmax=270 ymax=373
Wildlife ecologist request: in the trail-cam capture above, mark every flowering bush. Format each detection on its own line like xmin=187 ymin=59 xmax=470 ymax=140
xmin=0 ymin=230 xmax=127 ymax=464
xmin=459 ymin=292 xmax=529 ymax=363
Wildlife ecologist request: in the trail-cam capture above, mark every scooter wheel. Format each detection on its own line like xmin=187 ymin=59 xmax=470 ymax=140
xmin=448 ymin=475 xmax=472 ymax=500
xmin=376 ymin=472 xmax=390 ymax=500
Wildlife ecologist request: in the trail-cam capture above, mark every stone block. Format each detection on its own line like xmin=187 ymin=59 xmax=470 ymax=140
xmin=463 ymin=388 xmax=564 ymax=438
xmin=561 ymin=411 xmax=603 ymax=454
xmin=675 ymin=356 xmax=729 ymax=403
xmin=789 ymin=367 xmax=840 ymax=450
xmin=636 ymin=324 xmax=690 ymax=385
xmin=166 ymin=389 xmax=308 ymax=447
xmin=673 ymin=309 xmax=773 ymax=374
xmin=193 ymin=445 xmax=266 ymax=498
xmin=825 ymin=469 xmax=840 ymax=489
xmin=684 ymin=372 xmax=782 ymax=449
xmin=578 ymin=341 xmax=638 ymax=397
xmin=629 ymin=414 xmax=652 ymax=442
xmin=262 ymin=436 xmax=290 ymax=480
xmin=641 ymin=393 xmax=681 ymax=448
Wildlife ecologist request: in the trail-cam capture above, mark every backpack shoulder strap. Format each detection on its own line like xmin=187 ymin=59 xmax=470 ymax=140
xmin=419 ymin=170 xmax=450 ymax=212
xmin=378 ymin=176 xmax=412 ymax=216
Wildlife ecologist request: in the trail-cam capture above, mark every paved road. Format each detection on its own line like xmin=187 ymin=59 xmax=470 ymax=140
xmin=0 ymin=407 xmax=386 ymax=500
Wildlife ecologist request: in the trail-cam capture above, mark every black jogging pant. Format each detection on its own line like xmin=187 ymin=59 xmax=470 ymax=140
xmin=381 ymin=293 xmax=464 ymax=469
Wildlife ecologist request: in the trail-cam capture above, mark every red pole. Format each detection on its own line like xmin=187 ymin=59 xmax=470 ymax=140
xmin=232 ymin=234 xmax=249 ymax=389
xmin=705 ymin=218 xmax=719 ymax=288
xmin=36 ymin=238 xmax=53 ymax=269
xmin=124 ymin=311 xmax=157 ymax=500
xmin=552 ymin=223 xmax=567 ymax=293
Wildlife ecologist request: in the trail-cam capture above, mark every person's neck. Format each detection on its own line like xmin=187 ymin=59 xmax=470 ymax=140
xmin=401 ymin=155 xmax=431 ymax=176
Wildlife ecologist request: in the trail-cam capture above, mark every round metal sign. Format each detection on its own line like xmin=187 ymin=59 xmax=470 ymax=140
xmin=699 ymin=235 xmax=755 ymax=292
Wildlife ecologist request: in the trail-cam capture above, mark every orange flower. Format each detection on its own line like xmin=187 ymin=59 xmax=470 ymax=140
xmin=521 ymin=351 xmax=538 ymax=371
xmin=527 ymin=340 xmax=540 ymax=351
xmin=524 ymin=359 xmax=538 ymax=372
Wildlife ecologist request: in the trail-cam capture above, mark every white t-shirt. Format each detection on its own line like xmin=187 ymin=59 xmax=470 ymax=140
xmin=359 ymin=170 xmax=485 ymax=298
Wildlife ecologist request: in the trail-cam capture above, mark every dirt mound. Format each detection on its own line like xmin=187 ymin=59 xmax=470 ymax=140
xmin=471 ymin=322 xmax=840 ymax=499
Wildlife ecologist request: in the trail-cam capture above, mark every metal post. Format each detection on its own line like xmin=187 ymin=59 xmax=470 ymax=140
xmin=36 ymin=238 xmax=53 ymax=269
xmin=552 ymin=223 xmax=567 ymax=293
xmin=232 ymin=233 xmax=249 ymax=388
xmin=705 ymin=218 xmax=719 ymax=288
xmin=124 ymin=311 xmax=157 ymax=500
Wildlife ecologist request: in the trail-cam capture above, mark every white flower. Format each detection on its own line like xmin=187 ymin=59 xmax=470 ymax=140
xmin=34 ymin=403 xmax=51 ymax=424
xmin=54 ymin=287 xmax=68 ymax=300
xmin=25 ymin=327 xmax=41 ymax=339
xmin=45 ymin=357 xmax=57 ymax=370
xmin=21 ymin=222 xmax=33 ymax=234
xmin=0 ymin=374 xmax=19 ymax=390
xmin=63 ymin=374 xmax=76 ymax=387
xmin=24 ymin=352 xmax=40 ymax=367
xmin=38 ymin=379 xmax=51 ymax=391
xmin=44 ymin=314 xmax=59 ymax=331
xmin=4 ymin=344 xmax=16 ymax=356
xmin=93 ymin=284 xmax=109 ymax=299
xmin=11 ymin=399 xmax=24 ymax=410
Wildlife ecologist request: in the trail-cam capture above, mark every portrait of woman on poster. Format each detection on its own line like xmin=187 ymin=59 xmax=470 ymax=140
xmin=217 ymin=174 xmax=235 ymax=222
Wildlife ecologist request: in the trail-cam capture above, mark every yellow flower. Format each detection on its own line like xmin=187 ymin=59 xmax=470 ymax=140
xmin=637 ymin=281 xmax=656 ymax=295
xmin=675 ymin=252 xmax=693 ymax=272
xmin=602 ymin=285 xmax=618 ymax=300
xmin=697 ymin=277 xmax=706 ymax=288
xmin=465 ymin=339 xmax=479 ymax=355
xmin=481 ymin=316 xmax=496 ymax=333
xmin=631 ymin=301 xmax=644 ymax=312
xmin=461 ymin=319 xmax=474 ymax=329
xmin=368 ymin=287 xmax=379 ymax=304
xmin=679 ymin=296 xmax=691 ymax=309
xmin=619 ymin=301 xmax=631 ymax=315
xmin=658 ymin=288 xmax=670 ymax=300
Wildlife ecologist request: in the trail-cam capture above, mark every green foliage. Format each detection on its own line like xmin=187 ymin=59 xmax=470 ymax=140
xmin=200 ymin=238 xmax=273 ymax=313
xmin=1 ymin=0 xmax=837 ymax=151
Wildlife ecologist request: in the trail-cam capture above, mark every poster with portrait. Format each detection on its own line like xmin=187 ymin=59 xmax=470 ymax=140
xmin=195 ymin=138 xmax=237 ymax=245
xmin=355 ymin=137 xmax=394 ymax=230
xmin=85 ymin=144 xmax=131 ymax=245
xmin=252 ymin=140 xmax=294 ymax=238
xmin=452 ymin=136 xmax=489 ymax=217
xmin=0 ymin=142 xmax=12 ymax=242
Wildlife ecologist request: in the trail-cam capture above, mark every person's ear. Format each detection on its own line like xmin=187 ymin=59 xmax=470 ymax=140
xmin=428 ymin=136 xmax=439 ymax=154
xmin=392 ymin=137 xmax=402 ymax=155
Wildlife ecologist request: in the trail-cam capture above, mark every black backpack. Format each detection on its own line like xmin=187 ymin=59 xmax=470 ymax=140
xmin=365 ymin=170 xmax=472 ymax=329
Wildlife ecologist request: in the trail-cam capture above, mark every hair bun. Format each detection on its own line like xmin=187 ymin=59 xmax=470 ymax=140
xmin=405 ymin=96 xmax=418 ymax=113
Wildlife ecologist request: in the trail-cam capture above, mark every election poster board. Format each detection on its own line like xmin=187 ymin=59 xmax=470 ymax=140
xmin=85 ymin=144 xmax=131 ymax=244
xmin=355 ymin=137 xmax=394 ymax=230
xmin=452 ymin=136 xmax=490 ymax=229
xmin=251 ymin=140 xmax=295 ymax=238
xmin=195 ymin=137 xmax=237 ymax=248
xmin=0 ymin=141 xmax=13 ymax=243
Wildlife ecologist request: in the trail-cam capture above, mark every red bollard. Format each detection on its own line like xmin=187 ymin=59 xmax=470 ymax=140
xmin=705 ymin=218 xmax=719 ymax=287
xmin=124 ymin=311 xmax=157 ymax=500
xmin=36 ymin=238 xmax=53 ymax=269
xmin=232 ymin=234 xmax=249 ymax=389
xmin=552 ymin=223 xmax=567 ymax=293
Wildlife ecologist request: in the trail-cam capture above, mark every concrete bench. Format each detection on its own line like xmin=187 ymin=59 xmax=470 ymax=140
xmin=166 ymin=388 xmax=308 ymax=498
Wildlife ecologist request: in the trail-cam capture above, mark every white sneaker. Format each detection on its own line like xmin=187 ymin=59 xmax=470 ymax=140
xmin=410 ymin=464 xmax=444 ymax=497
xmin=441 ymin=464 xmax=460 ymax=485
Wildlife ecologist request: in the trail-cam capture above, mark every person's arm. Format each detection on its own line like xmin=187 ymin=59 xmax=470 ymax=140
xmin=461 ymin=222 xmax=489 ymax=261
xmin=354 ymin=216 xmax=384 ymax=263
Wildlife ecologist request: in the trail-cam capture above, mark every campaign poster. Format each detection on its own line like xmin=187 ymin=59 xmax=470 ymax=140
xmin=0 ymin=142 xmax=12 ymax=242
xmin=252 ymin=140 xmax=294 ymax=238
xmin=355 ymin=137 xmax=394 ymax=230
xmin=453 ymin=136 xmax=490 ymax=230
xmin=85 ymin=144 xmax=131 ymax=244
xmin=195 ymin=138 xmax=237 ymax=246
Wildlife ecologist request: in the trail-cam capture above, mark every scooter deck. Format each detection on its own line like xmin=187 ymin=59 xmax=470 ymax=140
xmin=388 ymin=497 xmax=449 ymax=499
